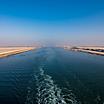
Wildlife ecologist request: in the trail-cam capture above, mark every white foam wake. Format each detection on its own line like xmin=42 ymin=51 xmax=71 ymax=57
xmin=35 ymin=67 xmax=79 ymax=104
xmin=25 ymin=66 xmax=79 ymax=104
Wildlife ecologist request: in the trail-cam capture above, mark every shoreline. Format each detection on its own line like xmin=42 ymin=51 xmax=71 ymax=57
xmin=0 ymin=47 xmax=35 ymax=58
xmin=73 ymin=49 xmax=104 ymax=56
xmin=64 ymin=46 xmax=104 ymax=56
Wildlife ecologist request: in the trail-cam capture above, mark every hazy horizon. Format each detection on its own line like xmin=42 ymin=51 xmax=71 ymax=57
xmin=0 ymin=0 xmax=104 ymax=46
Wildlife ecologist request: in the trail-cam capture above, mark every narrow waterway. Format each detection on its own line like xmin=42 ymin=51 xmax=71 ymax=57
xmin=0 ymin=47 xmax=104 ymax=104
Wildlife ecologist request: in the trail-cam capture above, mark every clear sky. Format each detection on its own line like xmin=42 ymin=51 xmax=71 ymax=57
xmin=0 ymin=0 xmax=104 ymax=46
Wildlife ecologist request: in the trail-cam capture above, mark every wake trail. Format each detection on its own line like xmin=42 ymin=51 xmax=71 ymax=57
xmin=25 ymin=66 xmax=80 ymax=104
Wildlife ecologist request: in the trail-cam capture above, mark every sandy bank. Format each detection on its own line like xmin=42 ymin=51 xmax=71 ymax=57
xmin=0 ymin=47 xmax=35 ymax=58
xmin=71 ymin=46 xmax=104 ymax=56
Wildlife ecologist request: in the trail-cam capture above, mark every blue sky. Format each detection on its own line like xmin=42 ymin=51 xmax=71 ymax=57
xmin=0 ymin=0 xmax=104 ymax=46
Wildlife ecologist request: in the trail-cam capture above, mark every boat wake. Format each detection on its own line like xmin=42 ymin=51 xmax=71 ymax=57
xmin=25 ymin=66 xmax=79 ymax=104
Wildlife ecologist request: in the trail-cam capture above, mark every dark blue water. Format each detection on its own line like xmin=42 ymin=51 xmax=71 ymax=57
xmin=0 ymin=47 xmax=104 ymax=104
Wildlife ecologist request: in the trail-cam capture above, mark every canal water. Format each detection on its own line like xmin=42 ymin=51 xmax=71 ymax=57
xmin=0 ymin=47 xmax=104 ymax=104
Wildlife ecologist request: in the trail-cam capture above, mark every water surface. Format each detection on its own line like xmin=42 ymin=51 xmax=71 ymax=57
xmin=0 ymin=47 xmax=104 ymax=104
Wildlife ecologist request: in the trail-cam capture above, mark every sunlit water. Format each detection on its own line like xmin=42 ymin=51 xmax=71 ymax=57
xmin=0 ymin=47 xmax=104 ymax=104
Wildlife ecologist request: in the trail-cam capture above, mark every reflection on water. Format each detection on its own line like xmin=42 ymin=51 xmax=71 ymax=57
xmin=0 ymin=47 xmax=104 ymax=104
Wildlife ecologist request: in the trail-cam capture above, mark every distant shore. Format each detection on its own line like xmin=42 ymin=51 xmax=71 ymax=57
xmin=0 ymin=47 xmax=35 ymax=58
xmin=65 ymin=46 xmax=104 ymax=56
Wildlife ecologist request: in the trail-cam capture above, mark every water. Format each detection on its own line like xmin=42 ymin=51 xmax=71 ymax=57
xmin=0 ymin=47 xmax=104 ymax=104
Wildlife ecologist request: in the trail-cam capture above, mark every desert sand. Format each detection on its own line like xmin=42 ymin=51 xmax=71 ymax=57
xmin=71 ymin=46 xmax=104 ymax=56
xmin=0 ymin=47 xmax=35 ymax=58
xmin=64 ymin=46 xmax=104 ymax=56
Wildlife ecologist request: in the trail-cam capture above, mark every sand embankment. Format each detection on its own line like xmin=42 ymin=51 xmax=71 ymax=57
xmin=77 ymin=49 xmax=104 ymax=56
xmin=71 ymin=46 xmax=104 ymax=56
xmin=0 ymin=47 xmax=35 ymax=58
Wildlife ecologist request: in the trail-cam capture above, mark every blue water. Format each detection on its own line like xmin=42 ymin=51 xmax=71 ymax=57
xmin=0 ymin=47 xmax=104 ymax=104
